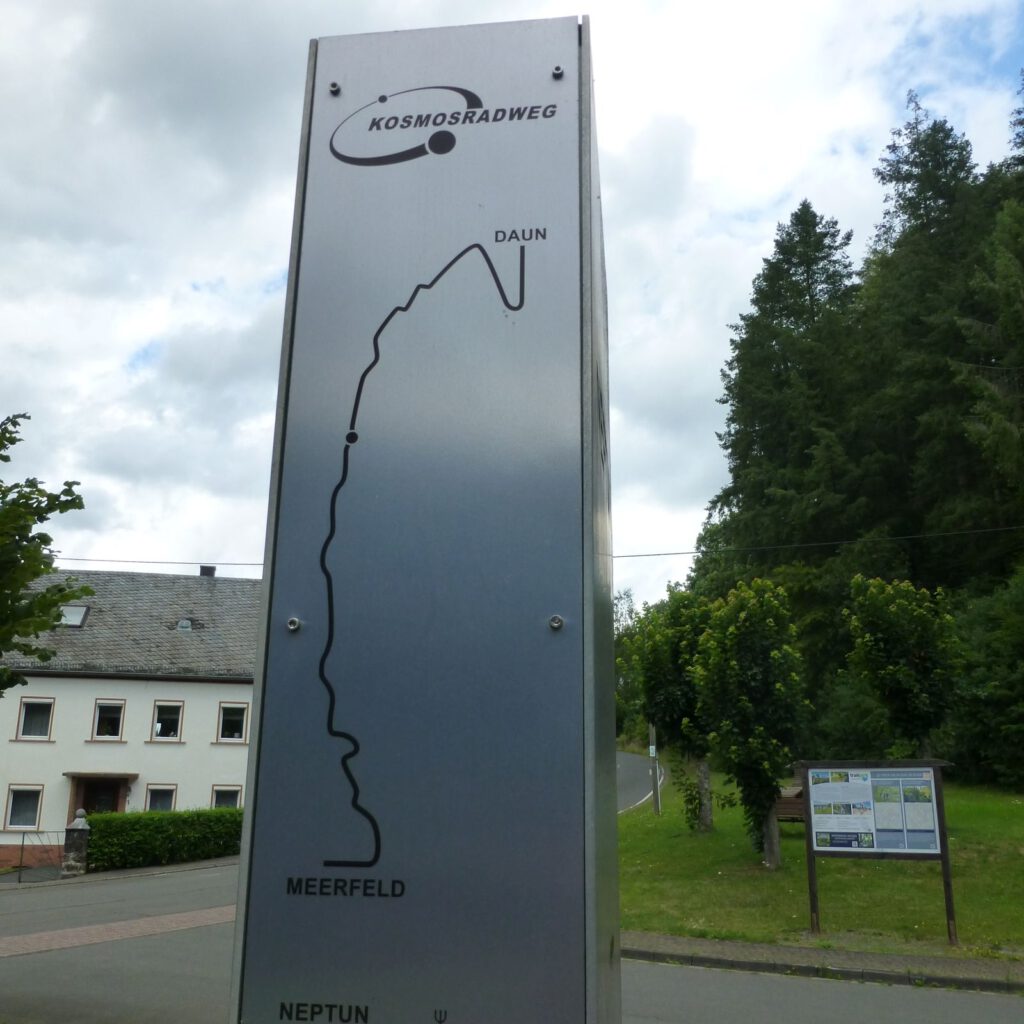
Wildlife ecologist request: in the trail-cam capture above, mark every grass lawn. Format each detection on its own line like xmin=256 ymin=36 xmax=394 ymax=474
xmin=618 ymin=771 xmax=1024 ymax=958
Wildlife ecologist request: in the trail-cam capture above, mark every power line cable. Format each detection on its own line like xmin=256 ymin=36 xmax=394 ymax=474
xmin=612 ymin=523 xmax=1024 ymax=559
xmin=54 ymin=522 xmax=1024 ymax=568
xmin=55 ymin=557 xmax=264 ymax=567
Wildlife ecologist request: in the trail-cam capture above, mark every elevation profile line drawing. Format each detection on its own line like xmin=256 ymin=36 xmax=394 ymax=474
xmin=317 ymin=242 xmax=527 ymax=868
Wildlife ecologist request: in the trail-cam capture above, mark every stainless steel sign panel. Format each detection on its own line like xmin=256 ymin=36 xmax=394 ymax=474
xmin=234 ymin=18 xmax=616 ymax=1024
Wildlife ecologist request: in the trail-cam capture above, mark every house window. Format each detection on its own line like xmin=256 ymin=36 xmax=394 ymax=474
xmin=16 ymin=698 xmax=54 ymax=740
xmin=60 ymin=604 xmax=89 ymax=627
xmin=92 ymin=700 xmax=125 ymax=740
xmin=5 ymin=786 xmax=43 ymax=829
xmin=212 ymin=786 xmax=242 ymax=809
xmin=145 ymin=786 xmax=177 ymax=812
xmin=217 ymin=703 xmax=248 ymax=743
xmin=151 ymin=702 xmax=183 ymax=741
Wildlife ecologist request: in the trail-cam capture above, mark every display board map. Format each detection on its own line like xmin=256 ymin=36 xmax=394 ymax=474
xmin=809 ymin=767 xmax=941 ymax=854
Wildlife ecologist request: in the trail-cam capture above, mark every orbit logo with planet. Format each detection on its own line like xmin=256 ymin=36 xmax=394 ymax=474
xmin=329 ymin=84 xmax=558 ymax=167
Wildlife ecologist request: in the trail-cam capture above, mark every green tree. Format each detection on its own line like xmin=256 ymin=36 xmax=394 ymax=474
xmin=687 ymin=520 xmax=741 ymax=602
xmin=692 ymin=579 xmax=806 ymax=867
xmin=0 ymin=413 xmax=90 ymax=693
xmin=959 ymin=197 xmax=1024 ymax=473
xmin=691 ymin=200 xmax=871 ymax=694
xmin=1006 ymin=69 xmax=1023 ymax=169
xmin=690 ymin=79 xmax=1024 ymax=775
xmin=613 ymin=589 xmax=645 ymax=741
xmin=843 ymin=575 xmax=959 ymax=757
xmin=874 ymin=91 xmax=977 ymax=245
xmin=713 ymin=200 xmax=858 ymax=564
xmin=945 ymin=565 xmax=1024 ymax=787
xmin=636 ymin=585 xmax=714 ymax=829
xmin=854 ymin=93 xmax=994 ymax=589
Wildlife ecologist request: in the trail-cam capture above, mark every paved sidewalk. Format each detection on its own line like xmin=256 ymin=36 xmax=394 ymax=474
xmin=0 ymin=854 xmax=241 ymax=888
xmin=622 ymin=930 xmax=1024 ymax=994
xmin=0 ymin=905 xmax=234 ymax=958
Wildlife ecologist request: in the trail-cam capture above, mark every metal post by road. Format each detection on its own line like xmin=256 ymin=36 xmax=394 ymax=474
xmin=648 ymin=723 xmax=661 ymax=816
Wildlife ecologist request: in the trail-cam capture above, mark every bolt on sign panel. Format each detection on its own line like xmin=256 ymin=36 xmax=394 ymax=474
xmin=232 ymin=18 xmax=618 ymax=1024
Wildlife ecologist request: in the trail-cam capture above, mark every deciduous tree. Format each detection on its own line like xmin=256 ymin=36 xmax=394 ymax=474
xmin=692 ymin=579 xmax=806 ymax=867
xmin=0 ymin=413 xmax=90 ymax=693
xmin=613 ymin=589 xmax=645 ymax=741
xmin=843 ymin=575 xmax=959 ymax=757
xmin=946 ymin=565 xmax=1024 ymax=787
xmin=636 ymin=586 xmax=714 ymax=829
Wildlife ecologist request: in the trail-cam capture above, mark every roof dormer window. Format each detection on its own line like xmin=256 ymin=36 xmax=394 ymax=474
xmin=60 ymin=605 xmax=89 ymax=627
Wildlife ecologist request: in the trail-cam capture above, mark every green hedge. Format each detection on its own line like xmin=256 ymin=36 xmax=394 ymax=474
xmin=86 ymin=808 xmax=243 ymax=872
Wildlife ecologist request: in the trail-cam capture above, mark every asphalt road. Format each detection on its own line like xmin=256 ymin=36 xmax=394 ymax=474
xmin=616 ymin=751 xmax=660 ymax=812
xmin=2 ymin=864 xmax=1021 ymax=1024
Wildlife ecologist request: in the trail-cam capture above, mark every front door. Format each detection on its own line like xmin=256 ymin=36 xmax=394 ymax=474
xmin=80 ymin=778 xmax=122 ymax=814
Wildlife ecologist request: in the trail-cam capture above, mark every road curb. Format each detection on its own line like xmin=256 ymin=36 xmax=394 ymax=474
xmin=621 ymin=942 xmax=1024 ymax=995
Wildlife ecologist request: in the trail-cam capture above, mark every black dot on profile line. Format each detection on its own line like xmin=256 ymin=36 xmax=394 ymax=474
xmin=346 ymin=431 xmax=359 ymax=444
xmin=378 ymin=95 xmax=388 ymax=103
xmin=428 ymin=130 xmax=456 ymax=155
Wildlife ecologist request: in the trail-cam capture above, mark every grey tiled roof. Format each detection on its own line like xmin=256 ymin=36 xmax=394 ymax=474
xmin=1 ymin=569 xmax=261 ymax=680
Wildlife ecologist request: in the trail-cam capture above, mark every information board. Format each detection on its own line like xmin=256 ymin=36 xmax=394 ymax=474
xmin=231 ymin=18 xmax=619 ymax=1024
xmin=808 ymin=766 xmax=941 ymax=854
xmin=798 ymin=760 xmax=957 ymax=943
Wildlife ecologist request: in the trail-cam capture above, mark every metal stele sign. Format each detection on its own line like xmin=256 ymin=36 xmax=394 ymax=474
xmin=233 ymin=17 xmax=618 ymax=1024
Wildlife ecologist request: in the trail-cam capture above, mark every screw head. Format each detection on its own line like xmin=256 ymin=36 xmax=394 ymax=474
xmin=548 ymin=614 xmax=565 ymax=631
xmin=329 ymin=81 xmax=341 ymax=96
xmin=286 ymin=616 xmax=301 ymax=632
xmin=552 ymin=65 xmax=564 ymax=80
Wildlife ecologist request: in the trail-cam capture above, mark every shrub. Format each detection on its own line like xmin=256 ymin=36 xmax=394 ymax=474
xmin=86 ymin=808 xmax=243 ymax=872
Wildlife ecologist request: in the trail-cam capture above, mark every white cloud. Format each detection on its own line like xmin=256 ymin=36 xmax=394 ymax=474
xmin=1 ymin=0 xmax=1020 ymax=606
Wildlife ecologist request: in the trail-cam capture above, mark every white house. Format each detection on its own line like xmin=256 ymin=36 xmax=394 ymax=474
xmin=0 ymin=567 xmax=259 ymax=868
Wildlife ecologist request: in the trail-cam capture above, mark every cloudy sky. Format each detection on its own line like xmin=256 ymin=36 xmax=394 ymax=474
xmin=2 ymin=0 xmax=1022 ymax=608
